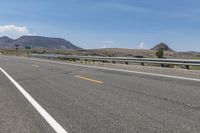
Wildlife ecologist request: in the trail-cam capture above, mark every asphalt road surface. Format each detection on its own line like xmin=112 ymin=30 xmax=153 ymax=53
xmin=0 ymin=55 xmax=200 ymax=133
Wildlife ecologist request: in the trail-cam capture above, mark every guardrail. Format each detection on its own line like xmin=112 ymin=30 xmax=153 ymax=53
xmin=31 ymin=54 xmax=200 ymax=69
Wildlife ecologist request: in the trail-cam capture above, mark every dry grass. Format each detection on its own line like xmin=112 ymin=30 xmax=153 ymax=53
xmin=0 ymin=48 xmax=199 ymax=59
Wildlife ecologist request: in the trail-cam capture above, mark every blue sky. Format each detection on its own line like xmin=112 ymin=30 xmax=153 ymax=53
xmin=0 ymin=0 xmax=200 ymax=51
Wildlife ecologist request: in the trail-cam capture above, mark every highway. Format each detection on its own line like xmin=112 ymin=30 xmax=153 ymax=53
xmin=0 ymin=55 xmax=200 ymax=133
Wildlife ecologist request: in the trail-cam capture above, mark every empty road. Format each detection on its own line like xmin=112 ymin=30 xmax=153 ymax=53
xmin=0 ymin=55 xmax=200 ymax=133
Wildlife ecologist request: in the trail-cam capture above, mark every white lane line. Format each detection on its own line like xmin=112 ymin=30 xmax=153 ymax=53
xmin=0 ymin=67 xmax=68 ymax=133
xmin=29 ymin=58 xmax=200 ymax=82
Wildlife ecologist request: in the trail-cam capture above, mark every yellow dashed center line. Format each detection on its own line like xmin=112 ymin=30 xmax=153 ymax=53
xmin=74 ymin=75 xmax=103 ymax=84
xmin=32 ymin=64 xmax=39 ymax=68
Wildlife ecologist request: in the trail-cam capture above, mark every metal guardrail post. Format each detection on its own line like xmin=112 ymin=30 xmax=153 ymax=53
xmin=85 ymin=59 xmax=87 ymax=64
xmin=185 ymin=65 xmax=189 ymax=69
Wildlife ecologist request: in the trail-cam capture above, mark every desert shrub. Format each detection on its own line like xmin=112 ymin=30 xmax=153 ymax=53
xmin=156 ymin=48 xmax=164 ymax=58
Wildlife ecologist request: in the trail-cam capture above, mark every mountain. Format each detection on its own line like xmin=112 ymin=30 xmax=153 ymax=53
xmin=151 ymin=42 xmax=175 ymax=52
xmin=0 ymin=36 xmax=81 ymax=49
xmin=0 ymin=36 xmax=14 ymax=48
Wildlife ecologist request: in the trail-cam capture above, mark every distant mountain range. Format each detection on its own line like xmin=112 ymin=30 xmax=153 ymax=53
xmin=0 ymin=36 xmax=81 ymax=49
xmin=151 ymin=42 xmax=175 ymax=52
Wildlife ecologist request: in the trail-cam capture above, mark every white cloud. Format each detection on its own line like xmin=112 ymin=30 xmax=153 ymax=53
xmin=0 ymin=25 xmax=33 ymax=38
xmin=139 ymin=42 xmax=148 ymax=49
xmin=100 ymin=40 xmax=114 ymax=48
xmin=0 ymin=25 xmax=29 ymax=33
xmin=102 ymin=40 xmax=114 ymax=44
xmin=102 ymin=44 xmax=107 ymax=48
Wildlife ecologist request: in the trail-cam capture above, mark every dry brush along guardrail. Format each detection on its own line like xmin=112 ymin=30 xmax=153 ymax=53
xmin=31 ymin=54 xmax=200 ymax=69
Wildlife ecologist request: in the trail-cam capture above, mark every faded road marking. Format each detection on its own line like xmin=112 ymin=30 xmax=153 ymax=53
xmin=74 ymin=75 xmax=103 ymax=84
xmin=0 ymin=67 xmax=68 ymax=133
xmin=32 ymin=64 xmax=39 ymax=68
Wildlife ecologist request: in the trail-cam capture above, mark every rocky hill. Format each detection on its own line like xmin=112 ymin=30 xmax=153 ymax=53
xmin=0 ymin=36 xmax=14 ymax=48
xmin=0 ymin=36 xmax=81 ymax=49
xmin=151 ymin=42 xmax=175 ymax=52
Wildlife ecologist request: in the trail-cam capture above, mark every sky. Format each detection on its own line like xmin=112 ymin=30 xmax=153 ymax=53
xmin=0 ymin=0 xmax=200 ymax=51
